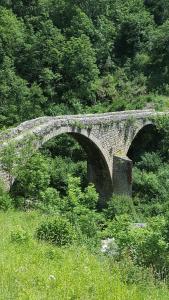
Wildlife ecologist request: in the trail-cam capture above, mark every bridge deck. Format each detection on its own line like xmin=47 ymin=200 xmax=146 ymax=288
xmin=0 ymin=109 xmax=166 ymax=145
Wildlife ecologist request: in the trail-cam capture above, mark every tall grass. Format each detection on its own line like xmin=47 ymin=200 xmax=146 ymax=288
xmin=0 ymin=210 xmax=169 ymax=300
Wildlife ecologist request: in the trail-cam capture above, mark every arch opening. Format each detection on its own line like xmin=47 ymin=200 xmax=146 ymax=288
xmin=41 ymin=131 xmax=113 ymax=208
xmin=127 ymin=124 xmax=161 ymax=163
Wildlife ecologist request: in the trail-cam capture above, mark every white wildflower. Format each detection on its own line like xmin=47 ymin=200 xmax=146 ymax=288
xmin=48 ymin=275 xmax=56 ymax=281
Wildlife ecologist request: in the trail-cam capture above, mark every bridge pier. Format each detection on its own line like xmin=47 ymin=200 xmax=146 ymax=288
xmin=113 ymin=155 xmax=132 ymax=197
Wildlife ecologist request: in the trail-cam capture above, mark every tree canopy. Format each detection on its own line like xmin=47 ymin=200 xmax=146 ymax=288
xmin=0 ymin=0 xmax=168 ymax=126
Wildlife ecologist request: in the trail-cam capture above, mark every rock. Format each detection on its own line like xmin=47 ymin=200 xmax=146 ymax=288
xmin=101 ymin=238 xmax=119 ymax=256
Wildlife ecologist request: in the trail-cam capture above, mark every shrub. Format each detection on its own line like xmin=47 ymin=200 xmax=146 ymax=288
xmin=133 ymin=168 xmax=161 ymax=201
xmin=0 ymin=193 xmax=13 ymax=211
xmin=38 ymin=187 xmax=62 ymax=212
xmin=126 ymin=217 xmax=168 ymax=271
xmin=133 ymin=163 xmax=169 ymax=205
xmin=76 ymin=210 xmax=101 ymax=238
xmin=66 ymin=176 xmax=84 ymax=207
xmin=136 ymin=152 xmax=162 ymax=172
xmin=0 ymin=182 xmax=13 ymax=211
xmin=73 ymin=161 xmax=87 ymax=189
xmin=36 ymin=217 xmax=75 ymax=246
xmin=105 ymin=215 xmax=169 ymax=273
xmin=117 ymin=257 xmax=155 ymax=285
xmin=12 ymin=152 xmax=51 ymax=198
xmin=104 ymin=195 xmax=136 ymax=219
xmin=13 ymin=196 xmax=37 ymax=210
xmin=105 ymin=214 xmax=132 ymax=243
xmin=11 ymin=226 xmax=29 ymax=244
xmin=81 ymin=184 xmax=99 ymax=209
xmin=65 ymin=175 xmax=99 ymax=210
xmin=50 ymin=156 xmax=73 ymax=195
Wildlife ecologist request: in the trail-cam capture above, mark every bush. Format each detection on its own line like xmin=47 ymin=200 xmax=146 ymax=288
xmin=75 ymin=210 xmax=102 ymax=238
xmin=105 ymin=214 xmax=169 ymax=273
xmin=13 ymin=196 xmax=36 ymax=210
xmin=0 ymin=182 xmax=13 ymax=211
xmin=133 ymin=168 xmax=161 ymax=201
xmin=65 ymin=175 xmax=99 ymax=210
xmin=12 ymin=152 xmax=51 ymax=198
xmin=133 ymin=163 xmax=169 ymax=207
xmin=81 ymin=184 xmax=99 ymax=209
xmin=66 ymin=176 xmax=83 ymax=208
xmin=117 ymin=257 xmax=155 ymax=285
xmin=104 ymin=214 xmax=132 ymax=242
xmin=0 ymin=193 xmax=13 ymax=211
xmin=11 ymin=226 xmax=29 ymax=244
xmin=127 ymin=217 xmax=168 ymax=271
xmin=38 ymin=187 xmax=62 ymax=213
xmin=36 ymin=217 xmax=75 ymax=246
xmin=104 ymin=195 xmax=136 ymax=219
xmin=136 ymin=152 xmax=162 ymax=172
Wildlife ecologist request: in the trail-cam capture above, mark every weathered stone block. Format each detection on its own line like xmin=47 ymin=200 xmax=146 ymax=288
xmin=113 ymin=155 xmax=132 ymax=196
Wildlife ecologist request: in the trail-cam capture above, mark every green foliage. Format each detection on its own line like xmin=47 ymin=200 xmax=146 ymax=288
xmin=76 ymin=210 xmax=103 ymax=239
xmin=10 ymin=225 xmax=29 ymax=244
xmin=36 ymin=217 xmax=75 ymax=246
xmin=64 ymin=175 xmax=98 ymax=211
xmin=149 ymin=20 xmax=169 ymax=90
xmin=38 ymin=187 xmax=63 ymax=213
xmin=65 ymin=176 xmax=84 ymax=208
xmin=82 ymin=184 xmax=99 ymax=209
xmin=133 ymin=167 xmax=161 ymax=201
xmin=0 ymin=181 xmax=13 ymax=211
xmin=145 ymin=0 xmax=169 ymax=25
xmin=2 ymin=211 xmax=169 ymax=300
xmin=105 ymin=214 xmax=169 ymax=272
xmin=0 ymin=134 xmax=37 ymax=182
xmin=153 ymin=116 xmax=169 ymax=158
xmin=62 ymin=35 xmax=99 ymax=104
xmin=0 ymin=0 xmax=167 ymax=127
xmin=135 ymin=152 xmax=162 ymax=172
xmin=2 ymin=0 xmax=169 ymax=286
xmin=0 ymin=7 xmax=25 ymax=58
xmin=12 ymin=152 xmax=51 ymax=198
xmin=104 ymin=195 xmax=136 ymax=219
xmin=114 ymin=1 xmax=154 ymax=60
xmin=130 ymin=117 xmax=169 ymax=218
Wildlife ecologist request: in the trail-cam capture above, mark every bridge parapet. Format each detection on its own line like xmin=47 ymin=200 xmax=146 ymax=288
xmin=0 ymin=108 xmax=157 ymax=142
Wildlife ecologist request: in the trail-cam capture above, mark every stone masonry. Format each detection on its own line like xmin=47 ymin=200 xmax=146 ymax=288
xmin=0 ymin=109 xmax=167 ymax=207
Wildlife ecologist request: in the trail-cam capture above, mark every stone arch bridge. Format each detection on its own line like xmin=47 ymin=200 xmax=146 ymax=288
xmin=0 ymin=109 xmax=167 ymax=207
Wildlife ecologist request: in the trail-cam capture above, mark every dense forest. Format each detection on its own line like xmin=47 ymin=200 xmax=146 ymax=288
xmin=1 ymin=1 xmax=169 ymax=299
xmin=0 ymin=0 xmax=169 ymax=126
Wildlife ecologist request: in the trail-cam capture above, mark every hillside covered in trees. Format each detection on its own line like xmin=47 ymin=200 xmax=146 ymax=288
xmin=1 ymin=1 xmax=169 ymax=299
xmin=0 ymin=0 xmax=169 ymax=127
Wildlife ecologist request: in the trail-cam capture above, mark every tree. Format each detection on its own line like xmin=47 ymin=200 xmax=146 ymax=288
xmin=148 ymin=20 xmax=169 ymax=90
xmin=62 ymin=34 xmax=99 ymax=105
xmin=0 ymin=6 xmax=25 ymax=60
xmin=145 ymin=0 xmax=169 ymax=25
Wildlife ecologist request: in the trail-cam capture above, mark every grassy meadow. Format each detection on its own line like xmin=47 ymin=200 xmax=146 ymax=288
xmin=0 ymin=210 xmax=169 ymax=300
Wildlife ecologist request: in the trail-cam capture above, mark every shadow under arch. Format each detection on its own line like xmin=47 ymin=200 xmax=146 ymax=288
xmin=127 ymin=123 xmax=161 ymax=163
xmin=41 ymin=129 xmax=113 ymax=208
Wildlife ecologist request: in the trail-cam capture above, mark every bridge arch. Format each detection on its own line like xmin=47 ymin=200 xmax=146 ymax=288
xmin=36 ymin=126 xmax=113 ymax=207
xmin=127 ymin=121 xmax=161 ymax=163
